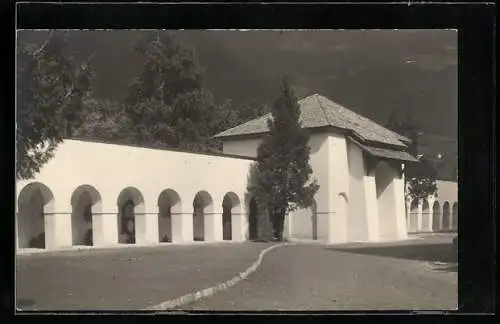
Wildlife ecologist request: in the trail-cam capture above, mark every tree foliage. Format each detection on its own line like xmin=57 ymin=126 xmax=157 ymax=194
xmin=17 ymin=32 xmax=94 ymax=179
xmin=123 ymin=31 xmax=235 ymax=152
xmin=248 ymin=77 xmax=319 ymax=240
xmin=72 ymin=98 xmax=131 ymax=142
xmin=386 ymin=109 xmax=438 ymax=201
xmin=236 ymin=100 xmax=269 ymax=124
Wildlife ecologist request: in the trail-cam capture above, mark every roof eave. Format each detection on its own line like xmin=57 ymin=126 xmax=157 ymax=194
xmin=347 ymin=136 xmax=418 ymax=163
xmin=215 ymin=125 xmax=409 ymax=150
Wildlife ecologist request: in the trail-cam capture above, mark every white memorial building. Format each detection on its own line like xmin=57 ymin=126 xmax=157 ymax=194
xmin=16 ymin=94 xmax=423 ymax=251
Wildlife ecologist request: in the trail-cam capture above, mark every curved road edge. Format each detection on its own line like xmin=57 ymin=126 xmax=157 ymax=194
xmin=146 ymin=242 xmax=293 ymax=311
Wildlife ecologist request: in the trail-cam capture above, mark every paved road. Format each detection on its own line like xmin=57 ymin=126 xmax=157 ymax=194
xmin=182 ymin=235 xmax=457 ymax=311
xmin=16 ymin=242 xmax=274 ymax=311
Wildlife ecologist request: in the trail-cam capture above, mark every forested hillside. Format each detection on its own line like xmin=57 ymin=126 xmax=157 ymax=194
xmin=17 ymin=30 xmax=457 ymax=181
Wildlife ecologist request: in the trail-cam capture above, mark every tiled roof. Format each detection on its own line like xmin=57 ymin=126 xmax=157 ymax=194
xmin=214 ymin=94 xmax=411 ymax=149
xmin=349 ymin=137 xmax=419 ymax=162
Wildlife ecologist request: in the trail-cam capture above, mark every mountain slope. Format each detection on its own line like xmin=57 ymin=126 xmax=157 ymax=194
xmin=17 ymin=30 xmax=458 ymax=167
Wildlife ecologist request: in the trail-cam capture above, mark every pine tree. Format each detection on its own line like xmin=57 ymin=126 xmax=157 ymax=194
xmin=17 ymin=31 xmax=94 ymax=179
xmin=123 ymin=31 xmax=234 ymax=152
xmin=248 ymin=77 xmax=319 ymax=241
xmin=386 ymin=108 xmax=438 ymax=201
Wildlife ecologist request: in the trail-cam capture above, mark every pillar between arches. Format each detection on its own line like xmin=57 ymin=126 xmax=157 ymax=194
xmin=43 ymin=212 xmax=72 ymax=249
xmin=92 ymin=201 xmax=118 ymax=246
xmin=205 ymin=206 xmax=223 ymax=242
xmin=135 ymin=211 xmax=158 ymax=245
xmin=416 ymin=200 xmax=423 ymax=233
xmin=426 ymin=197 xmax=437 ymax=233
xmin=171 ymin=212 xmax=193 ymax=243
xmin=41 ymin=200 xmax=71 ymax=249
xmin=231 ymin=210 xmax=246 ymax=242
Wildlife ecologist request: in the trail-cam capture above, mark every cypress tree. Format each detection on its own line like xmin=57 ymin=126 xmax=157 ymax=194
xmin=248 ymin=76 xmax=319 ymax=241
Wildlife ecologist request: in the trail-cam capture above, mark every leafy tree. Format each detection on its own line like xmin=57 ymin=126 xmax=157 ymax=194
xmin=72 ymin=98 xmax=132 ymax=142
xmin=386 ymin=109 xmax=438 ymax=201
xmin=406 ymin=159 xmax=438 ymax=201
xmin=123 ymin=31 xmax=234 ymax=152
xmin=17 ymin=31 xmax=94 ymax=180
xmin=248 ymin=77 xmax=319 ymax=241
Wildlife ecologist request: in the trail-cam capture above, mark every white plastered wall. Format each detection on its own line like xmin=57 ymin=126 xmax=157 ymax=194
xmin=373 ymin=160 xmax=407 ymax=241
xmin=222 ymin=133 xmax=408 ymax=244
xmin=16 ymin=140 xmax=254 ymax=250
xmin=290 ymin=133 xmax=331 ymax=242
xmin=325 ymin=134 xmax=350 ymax=244
xmin=346 ymin=140 xmax=370 ymax=241
xmin=221 ymin=138 xmax=262 ymax=158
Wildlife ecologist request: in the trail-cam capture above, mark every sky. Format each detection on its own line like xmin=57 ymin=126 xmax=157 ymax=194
xmin=17 ymin=29 xmax=458 ymax=141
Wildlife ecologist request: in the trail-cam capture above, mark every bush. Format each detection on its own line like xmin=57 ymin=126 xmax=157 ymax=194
xmin=29 ymin=232 xmax=45 ymax=249
xmin=83 ymin=229 xmax=93 ymax=246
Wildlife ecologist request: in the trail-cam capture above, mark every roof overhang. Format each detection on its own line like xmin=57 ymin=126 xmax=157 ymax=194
xmin=348 ymin=137 xmax=418 ymax=163
xmin=217 ymin=126 xmax=409 ymax=151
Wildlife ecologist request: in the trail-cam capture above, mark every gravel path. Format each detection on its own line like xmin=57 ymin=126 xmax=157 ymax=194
xmin=182 ymin=236 xmax=457 ymax=311
xmin=16 ymin=242 xmax=274 ymax=311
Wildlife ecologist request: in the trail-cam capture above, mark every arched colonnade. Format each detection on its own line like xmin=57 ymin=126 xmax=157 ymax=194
xmin=16 ymin=182 xmax=254 ymax=250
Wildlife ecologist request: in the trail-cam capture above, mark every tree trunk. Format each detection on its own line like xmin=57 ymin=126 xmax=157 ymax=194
xmin=271 ymin=207 xmax=287 ymax=241
xmin=271 ymin=207 xmax=279 ymax=241
xmin=278 ymin=208 xmax=286 ymax=240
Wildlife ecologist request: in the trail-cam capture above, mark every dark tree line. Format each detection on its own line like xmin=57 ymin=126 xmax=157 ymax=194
xmin=17 ymin=31 xmax=267 ymax=179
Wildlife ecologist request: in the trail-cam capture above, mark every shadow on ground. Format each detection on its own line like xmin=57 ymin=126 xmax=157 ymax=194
xmin=431 ymin=263 xmax=458 ymax=273
xmin=326 ymin=243 xmax=457 ymax=266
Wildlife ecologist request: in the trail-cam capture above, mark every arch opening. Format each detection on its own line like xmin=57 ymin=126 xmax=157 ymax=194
xmin=157 ymin=189 xmax=182 ymax=243
xmin=248 ymin=197 xmax=258 ymax=240
xmin=70 ymin=185 xmax=102 ymax=246
xmin=374 ymin=161 xmax=398 ymax=240
xmin=432 ymin=201 xmax=441 ymax=231
xmin=17 ymin=182 xmax=55 ymax=249
xmin=193 ymin=191 xmax=213 ymax=241
xmin=442 ymin=201 xmax=451 ymax=232
xmin=117 ymin=187 xmax=145 ymax=244
xmin=222 ymin=192 xmax=241 ymax=241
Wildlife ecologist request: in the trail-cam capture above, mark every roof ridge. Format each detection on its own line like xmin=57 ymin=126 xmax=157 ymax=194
xmin=313 ymin=94 xmax=334 ymax=127
xmin=315 ymin=94 xmax=410 ymax=144
xmin=215 ymin=93 xmax=410 ymax=148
